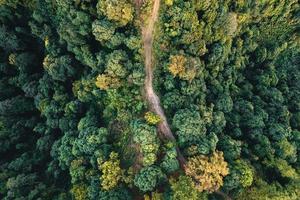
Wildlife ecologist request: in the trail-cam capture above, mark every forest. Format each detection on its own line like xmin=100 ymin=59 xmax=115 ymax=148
xmin=0 ymin=0 xmax=299 ymax=199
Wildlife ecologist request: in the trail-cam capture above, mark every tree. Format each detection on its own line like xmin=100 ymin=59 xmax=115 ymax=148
xmin=95 ymin=74 xmax=120 ymax=90
xmin=99 ymin=152 xmax=124 ymax=190
xmin=168 ymin=55 xmax=199 ymax=81
xmin=236 ymin=179 xmax=300 ymax=200
xmin=0 ymin=25 xmax=21 ymax=52
xmin=144 ymin=191 xmax=163 ymax=200
xmin=185 ymin=151 xmax=229 ymax=193
xmin=132 ymin=122 xmax=160 ymax=166
xmin=168 ymin=55 xmax=186 ymax=78
xmin=144 ymin=112 xmax=161 ymax=125
xmin=223 ymin=160 xmax=254 ymax=191
xmin=97 ymin=0 xmax=134 ymax=27
xmin=0 ymin=0 xmax=299 ymax=199
xmin=134 ymin=165 xmax=166 ymax=192
xmin=160 ymin=147 xmax=179 ymax=173
xmin=172 ymin=108 xmax=206 ymax=147
xmin=264 ymin=158 xmax=299 ymax=180
xmin=92 ymin=20 xmax=116 ymax=45
xmin=43 ymin=55 xmax=75 ymax=81
xmin=218 ymin=136 xmax=242 ymax=161
xmin=98 ymin=187 xmax=132 ymax=200
xmin=170 ymin=175 xmax=208 ymax=200
xmin=0 ymin=96 xmax=35 ymax=115
xmin=71 ymin=184 xmax=88 ymax=200
xmin=73 ymin=78 xmax=99 ymax=102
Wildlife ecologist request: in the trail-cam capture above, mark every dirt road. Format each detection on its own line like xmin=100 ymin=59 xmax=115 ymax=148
xmin=140 ymin=2 xmax=231 ymax=199
xmin=141 ymin=0 xmax=186 ymax=167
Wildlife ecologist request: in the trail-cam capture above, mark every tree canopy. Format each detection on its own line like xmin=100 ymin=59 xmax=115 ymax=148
xmin=0 ymin=0 xmax=299 ymax=199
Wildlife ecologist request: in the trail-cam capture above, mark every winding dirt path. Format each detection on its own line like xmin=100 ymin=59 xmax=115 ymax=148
xmin=141 ymin=0 xmax=186 ymax=167
xmin=140 ymin=2 xmax=231 ymax=199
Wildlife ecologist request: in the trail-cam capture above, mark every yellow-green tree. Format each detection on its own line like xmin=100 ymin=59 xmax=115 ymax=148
xmin=168 ymin=55 xmax=198 ymax=81
xmin=99 ymin=152 xmax=124 ymax=190
xmin=164 ymin=0 xmax=173 ymax=6
xmin=236 ymin=160 xmax=254 ymax=188
xmin=144 ymin=112 xmax=161 ymax=125
xmin=170 ymin=175 xmax=207 ymax=200
xmin=237 ymin=179 xmax=300 ymax=200
xmin=185 ymin=151 xmax=229 ymax=193
xmin=97 ymin=0 xmax=134 ymax=27
xmin=95 ymin=74 xmax=120 ymax=90
xmin=144 ymin=191 xmax=163 ymax=200
xmin=264 ymin=158 xmax=299 ymax=180
xmin=168 ymin=55 xmax=186 ymax=77
xmin=71 ymin=184 xmax=88 ymax=200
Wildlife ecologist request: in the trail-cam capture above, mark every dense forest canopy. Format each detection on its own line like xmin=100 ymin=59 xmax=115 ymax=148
xmin=0 ymin=0 xmax=299 ymax=199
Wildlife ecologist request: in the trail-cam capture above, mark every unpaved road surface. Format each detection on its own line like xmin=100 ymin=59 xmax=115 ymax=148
xmin=141 ymin=0 xmax=186 ymax=167
xmin=140 ymin=2 xmax=231 ymax=199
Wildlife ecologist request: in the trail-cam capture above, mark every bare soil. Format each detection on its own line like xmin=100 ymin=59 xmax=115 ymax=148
xmin=139 ymin=1 xmax=232 ymax=199
xmin=141 ymin=0 xmax=186 ymax=168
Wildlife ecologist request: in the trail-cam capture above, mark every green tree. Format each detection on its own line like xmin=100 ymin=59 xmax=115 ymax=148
xmin=134 ymin=165 xmax=166 ymax=192
xmin=170 ymin=175 xmax=208 ymax=200
xmin=132 ymin=122 xmax=160 ymax=166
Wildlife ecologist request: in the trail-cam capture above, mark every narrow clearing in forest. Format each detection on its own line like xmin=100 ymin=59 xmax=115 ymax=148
xmin=141 ymin=0 xmax=186 ymax=167
xmin=140 ymin=2 xmax=231 ymax=199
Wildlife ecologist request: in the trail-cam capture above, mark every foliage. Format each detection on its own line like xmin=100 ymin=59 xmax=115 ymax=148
xmin=236 ymin=179 xmax=300 ymax=200
xmin=168 ymin=54 xmax=198 ymax=81
xmin=71 ymin=184 xmax=88 ymax=200
xmin=264 ymin=158 xmax=299 ymax=180
xmin=168 ymin=55 xmax=186 ymax=78
xmin=237 ymin=161 xmax=254 ymax=188
xmin=172 ymin=108 xmax=206 ymax=146
xmin=145 ymin=112 xmax=161 ymax=125
xmin=170 ymin=175 xmax=208 ymax=200
xmin=97 ymin=0 xmax=134 ymax=27
xmin=134 ymin=165 xmax=166 ymax=192
xmin=223 ymin=160 xmax=254 ymax=191
xmin=132 ymin=122 xmax=160 ymax=166
xmin=43 ymin=55 xmax=75 ymax=81
xmin=96 ymin=74 xmax=120 ymax=90
xmin=92 ymin=20 xmax=116 ymax=45
xmin=160 ymin=147 xmax=179 ymax=173
xmin=185 ymin=151 xmax=229 ymax=193
xmin=0 ymin=0 xmax=299 ymax=199
xmin=99 ymin=152 xmax=124 ymax=190
xmin=144 ymin=191 xmax=163 ymax=200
